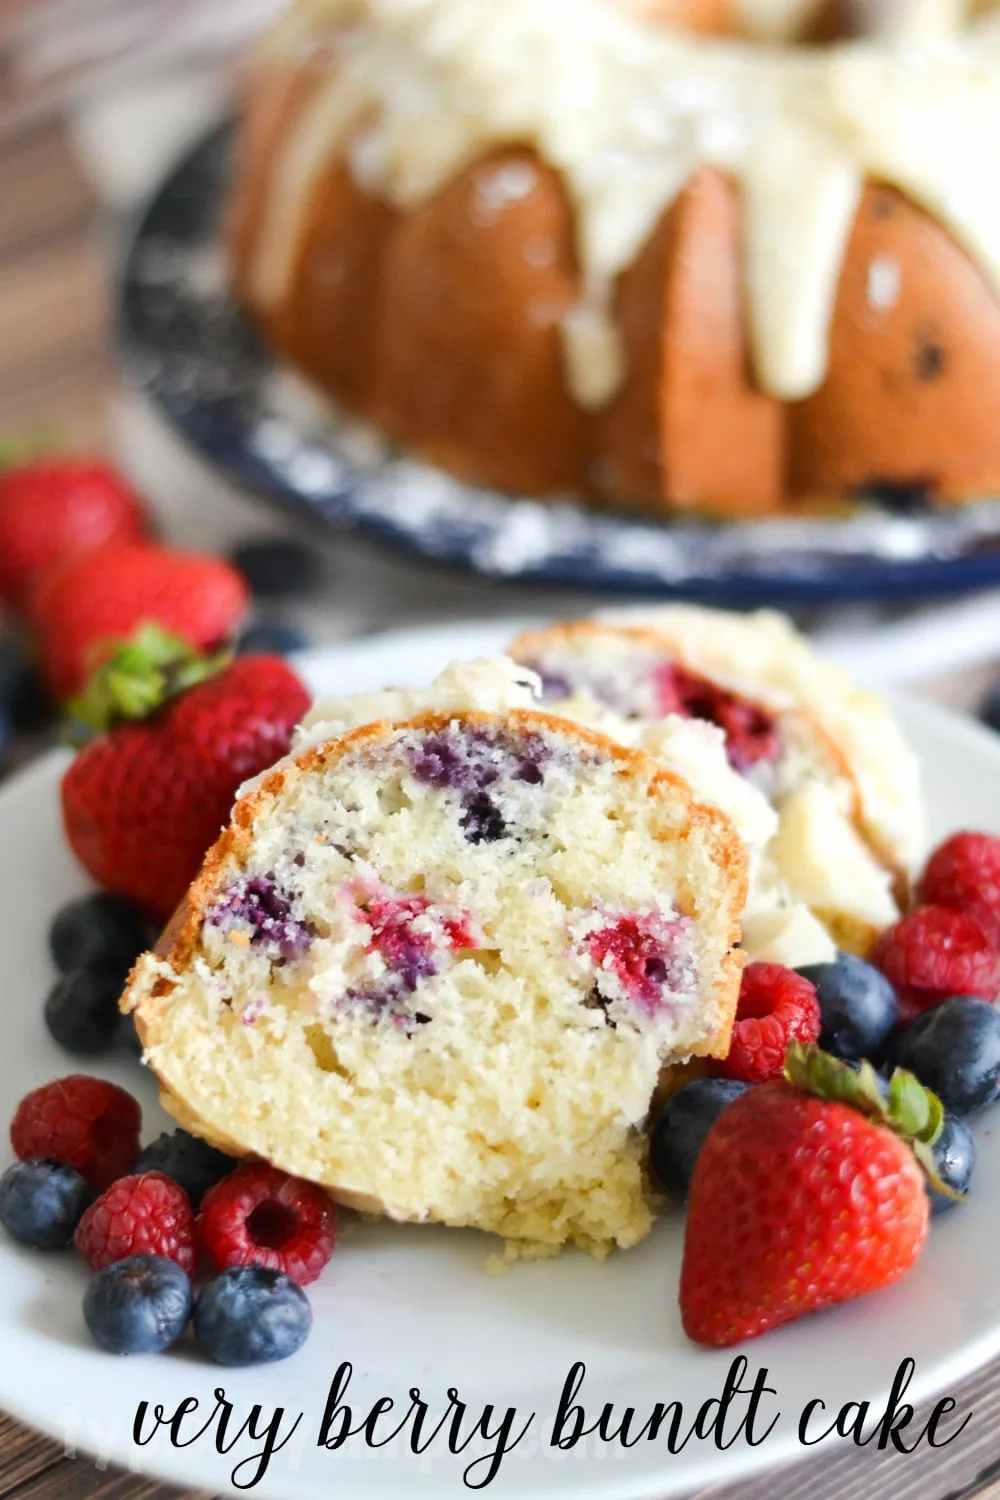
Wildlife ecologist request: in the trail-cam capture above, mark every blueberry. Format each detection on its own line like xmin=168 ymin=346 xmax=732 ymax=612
xmin=927 ymin=1113 xmax=976 ymax=1216
xmin=0 ymin=704 xmax=11 ymax=767
xmin=980 ymin=681 xmax=1000 ymax=736
xmin=460 ymin=791 xmax=507 ymax=844
xmin=237 ymin=622 xmax=309 ymax=658
xmin=135 ymin=1130 xmax=236 ymax=1209
xmin=210 ymin=876 xmax=311 ymax=960
xmin=230 ymin=538 xmax=322 ymax=600
xmin=797 ymin=953 xmax=899 ymax=1062
xmin=0 ymin=646 xmax=56 ymax=734
xmin=194 ymin=1266 xmax=312 ymax=1366
xmin=888 ymin=997 xmax=1000 ymax=1115
xmin=84 ymin=1254 xmax=192 ymax=1355
xmin=44 ymin=970 xmax=123 ymax=1055
xmin=0 ymin=1159 xmax=93 ymax=1248
xmin=49 ymin=893 xmax=152 ymax=982
xmin=650 ymin=1077 xmax=751 ymax=1197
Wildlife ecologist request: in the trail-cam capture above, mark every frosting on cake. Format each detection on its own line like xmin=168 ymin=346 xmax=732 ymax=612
xmin=249 ymin=0 xmax=1000 ymax=408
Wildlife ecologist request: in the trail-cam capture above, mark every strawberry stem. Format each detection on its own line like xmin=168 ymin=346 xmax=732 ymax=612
xmin=65 ymin=623 xmax=231 ymax=744
xmin=0 ymin=431 xmax=59 ymax=471
xmin=784 ymin=1041 xmax=963 ymax=1204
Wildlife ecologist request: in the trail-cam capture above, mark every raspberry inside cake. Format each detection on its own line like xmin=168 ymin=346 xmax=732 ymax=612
xmin=125 ymin=709 xmax=745 ymax=1256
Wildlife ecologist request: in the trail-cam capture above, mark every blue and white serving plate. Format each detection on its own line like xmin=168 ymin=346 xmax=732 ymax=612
xmin=117 ymin=125 xmax=1000 ymax=604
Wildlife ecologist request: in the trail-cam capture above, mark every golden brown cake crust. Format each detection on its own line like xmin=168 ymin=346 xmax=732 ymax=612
xmin=601 ymin=168 xmax=785 ymax=517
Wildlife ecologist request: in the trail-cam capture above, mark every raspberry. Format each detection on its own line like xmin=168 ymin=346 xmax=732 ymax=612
xmin=10 ymin=1076 xmax=141 ymax=1192
xmin=716 ymin=963 xmax=821 ymax=1083
xmin=872 ymin=905 xmax=1000 ymax=1014
xmin=917 ymin=832 xmax=1000 ymax=948
xmin=75 ymin=1172 xmax=197 ymax=1274
xmin=197 ymin=1165 xmax=336 ymax=1286
xmin=654 ymin=665 xmax=780 ymax=774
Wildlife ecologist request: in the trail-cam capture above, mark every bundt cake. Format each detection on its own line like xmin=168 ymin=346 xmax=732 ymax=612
xmin=227 ymin=0 xmax=1000 ymax=517
xmin=508 ymin=606 xmax=922 ymax=953
xmin=124 ymin=697 xmax=747 ymax=1256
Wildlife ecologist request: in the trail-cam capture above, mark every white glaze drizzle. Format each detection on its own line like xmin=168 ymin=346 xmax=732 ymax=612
xmin=250 ymin=0 xmax=1000 ymax=408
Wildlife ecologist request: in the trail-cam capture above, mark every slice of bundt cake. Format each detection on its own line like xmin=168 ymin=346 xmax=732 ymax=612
xmin=509 ymin=606 xmax=921 ymax=954
xmin=124 ymin=706 xmax=746 ymax=1257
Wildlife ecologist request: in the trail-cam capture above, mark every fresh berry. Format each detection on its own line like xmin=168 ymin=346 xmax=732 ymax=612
xmin=797 ymin=952 xmax=899 ymax=1062
xmin=872 ymin=905 xmax=1000 ymax=1014
xmin=10 ymin=1075 xmax=140 ymax=1191
xmin=44 ymin=971 xmax=122 ymax=1056
xmin=35 ymin=542 xmax=248 ymax=700
xmin=0 ymin=704 xmax=11 ymax=768
xmin=61 ymin=649 xmax=310 ymax=918
xmin=887 ymin=996 xmax=1000 ymax=1115
xmin=650 ymin=1078 xmax=750 ymax=1197
xmin=230 ymin=538 xmax=322 ymax=600
xmin=74 ymin=1171 xmax=197 ymax=1273
xmin=197 ymin=1164 xmax=336 ymax=1286
xmin=0 ymin=646 xmax=56 ymax=734
xmin=0 ymin=459 xmax=147 ymax=615
xmin=237 ymin=622 xmax=310 ymax=658
xmin=715 ymin=962 xmax=821 ymax=1083
xmin=135 ymin=1130 xmax=237 ymax=1209
xmin=193 ymin=1266 xmax=311 ymax=1366
xmin=83 ymin=1254 xmax=192 ymax=1355
xmin=979 ymin=681 xmax=1000 ymax=736
xmin=926 ymin=1113 xmax=976 ymax=1215
xmin=49 ymin=893 xmax=152 ymax=982
xmin=917 ymin=832 xmax=1000 ymax=949
xmin=681 ymin=1045 xmax=934 ymax=1346
xmin=0 ymin=1159 xmax=93 ymax=1248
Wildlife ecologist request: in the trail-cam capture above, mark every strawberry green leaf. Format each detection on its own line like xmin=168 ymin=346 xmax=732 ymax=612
xmin=784 ymin=1041 xmax=890 ymax=1121
xmin=888 ymin=1067 xmax=944 ymax=1146
xmin=784 ymin=1041 xmax=953 ymax=1195
xmin=0 ymin=431 xmax=59 ymax=471
xmin=65 ymin=623 xmax=231 ymax=743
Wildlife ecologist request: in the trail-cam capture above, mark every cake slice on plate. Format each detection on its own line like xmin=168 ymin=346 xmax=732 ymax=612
xmin=125 ymin=678 xmax=746 ymax=1258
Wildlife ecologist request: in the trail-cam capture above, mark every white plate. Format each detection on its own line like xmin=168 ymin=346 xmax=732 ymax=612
xmin=1 ymin=619 xmax=999 ymax=1500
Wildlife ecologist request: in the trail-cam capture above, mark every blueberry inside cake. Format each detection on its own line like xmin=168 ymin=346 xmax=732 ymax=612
xmin=125 ymin=709 xmax=746 ymax=1256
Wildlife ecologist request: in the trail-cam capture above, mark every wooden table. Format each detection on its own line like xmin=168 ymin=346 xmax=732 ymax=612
xmin=3 ymin=110 xmax=1000 ymax=1500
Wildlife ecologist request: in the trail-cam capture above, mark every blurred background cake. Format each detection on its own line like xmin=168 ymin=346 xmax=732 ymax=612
xmin=227 ymin=0 xmax=1000 ymax=518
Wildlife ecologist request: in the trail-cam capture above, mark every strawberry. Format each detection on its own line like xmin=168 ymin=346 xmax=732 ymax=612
xmin=61 ymin=628 xmax=310 ymax=918
xmin=680 ymin=1044 xmax=952 ymax=1347
xmin=0 ymin=458 xmax=147 ymax=616
xmin=35 ymin=542 xmax=248 ymax=700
